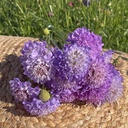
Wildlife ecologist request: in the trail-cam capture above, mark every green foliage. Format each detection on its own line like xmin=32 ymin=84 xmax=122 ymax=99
xmin=0 ymin=0 xmax=128 ymax=52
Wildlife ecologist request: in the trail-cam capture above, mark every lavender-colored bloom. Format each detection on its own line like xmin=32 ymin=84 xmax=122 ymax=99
xmin=52 ymin=44 xmax=91 ymax=82
xmin=76 ymin=55 xmax=115 ymax=105
xmin=23 ymin=97 xmax=60 ymax=116
xmin=9 ymin=78 xmax=40 ymax=102
xmin=20 ymin=40 xmax=52 ymax=62
xmin=77 ymin=83 xmax=110 ymax=105
xmin=64 ymin=44 xmax=91 ymax=80
xmin=23 ymin=58 xmax=52 ymax=84
xmin=66 ymin=27 xmax=104 ymax=59
xmin=106 ymin=66 xmax=123 ymax=103
xmin=20 ymin=41 xmax=53 ymax=84
xmin=84 ymin=57 xmax=113 ymax=89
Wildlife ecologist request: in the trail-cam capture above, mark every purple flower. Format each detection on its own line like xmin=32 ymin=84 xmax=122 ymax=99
xmin=77 ymin=83 xmax=110 ymax=105
xmin=9 ymin=78 xmax=40 ymax=102
xmin=52 ymin=44 xmax=91 ymax=82
xmin=106 ymin=66 xmax=123 ymax=103
xmin=76 ymin=55 xmax=114 ymax=105
xmin=20 ymin=40 xmax=52 ymax=61
xmin=66 ymin=27 xmax=104 ymax=59
xmin=20 ymin=41 xmax=53 ymax=84
xmin=23 ymin=97 xmax=60 ymax=116
xmin=84 ymin=57 xmax=113 ymax=89
xmin=23 ymin=58 xmax=52 ymax=84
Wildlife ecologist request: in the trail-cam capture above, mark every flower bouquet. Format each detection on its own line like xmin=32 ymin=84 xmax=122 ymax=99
xmin=9 ymin=27 xmax=123 ymax=116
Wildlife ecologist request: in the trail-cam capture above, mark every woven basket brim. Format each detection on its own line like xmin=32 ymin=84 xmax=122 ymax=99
xmin=0 ymin=35 xmax=128 ymax=128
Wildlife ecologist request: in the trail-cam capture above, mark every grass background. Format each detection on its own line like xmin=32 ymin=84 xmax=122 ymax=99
xmin=0 ymin=0 xmax=128 ymax=52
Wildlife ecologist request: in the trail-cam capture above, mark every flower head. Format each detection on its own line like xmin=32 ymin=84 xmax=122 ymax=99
xmin=52 ymin=44 xmax=91 ymax=82
xmin=9 ymin=78 xmax=40 ymax=102
xmin=67 ymin=27 xmax=104 ymax=59
xmin=106 ymin=66 xmax=123 ymax=103
xmin=23 ymin=58 xmax=52 ymax=84
xmin=23 ymin=97 xmax=60 ymax=116
xmin=20 ymin=41 xmax=53 ymax=84
xmin=84 ymin=56 xmax=113 ymax=89
xmin=76 ymin=55 xmax=114 ymax=105
xmin=20 ymin=40 xmax=52 ymax=62
xmin=77 ymin=83 xmax=110 ymax=105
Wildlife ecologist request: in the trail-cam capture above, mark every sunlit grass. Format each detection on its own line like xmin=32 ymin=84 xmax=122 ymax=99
xmin=0 ymin=0 xmax=128 ymax=52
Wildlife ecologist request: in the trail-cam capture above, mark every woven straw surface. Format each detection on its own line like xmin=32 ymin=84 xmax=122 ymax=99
xmin=0 ymin=35 xmax=128 ymax=128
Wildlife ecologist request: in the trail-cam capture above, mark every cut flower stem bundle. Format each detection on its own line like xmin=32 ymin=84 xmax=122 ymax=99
xmin=9 ymin=27 xmax=123 ymax=116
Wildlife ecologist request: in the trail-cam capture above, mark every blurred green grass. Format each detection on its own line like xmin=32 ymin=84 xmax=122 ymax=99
xmin=0 ymin=0 xmax=128 ymax=52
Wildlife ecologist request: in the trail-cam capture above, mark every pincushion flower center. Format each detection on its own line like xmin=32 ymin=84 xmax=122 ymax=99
xmin=68 ymin=49 xmax=87 ymax=68
xmin=16 ymin=90 xmax=28 ymax=101
xmin=33 ymin=62 xmax=50 ymax=77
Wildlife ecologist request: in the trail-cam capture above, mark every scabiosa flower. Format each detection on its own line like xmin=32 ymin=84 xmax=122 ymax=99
xmin=77 ymin=83 xmax=110 ymax=105
xmin=20 ymin=41 xmax=53 ymax=84
xmin=64 ymin=44 xmax=91 ymax=80
xmin=20 ymin=40 xmax=52 ymax=62
xmin=52 ymin=44 xmax=91 ymax=82
xmin=9 ymin=78 xmax=40 ymax=102
xmin=106 ymin=66 xmax=123 ymax=103
xmin=23 ymin=58 xmax=52 ymax=84
xmin=66 ymin=27 xmax=104 ymax=59
xmin=23 ymin=97 xmax=60 ymax=116
xmin=84 ymin=56 xmax=113 ymax=89
xmin=76 ymin=55 xmax=114 ymax=105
